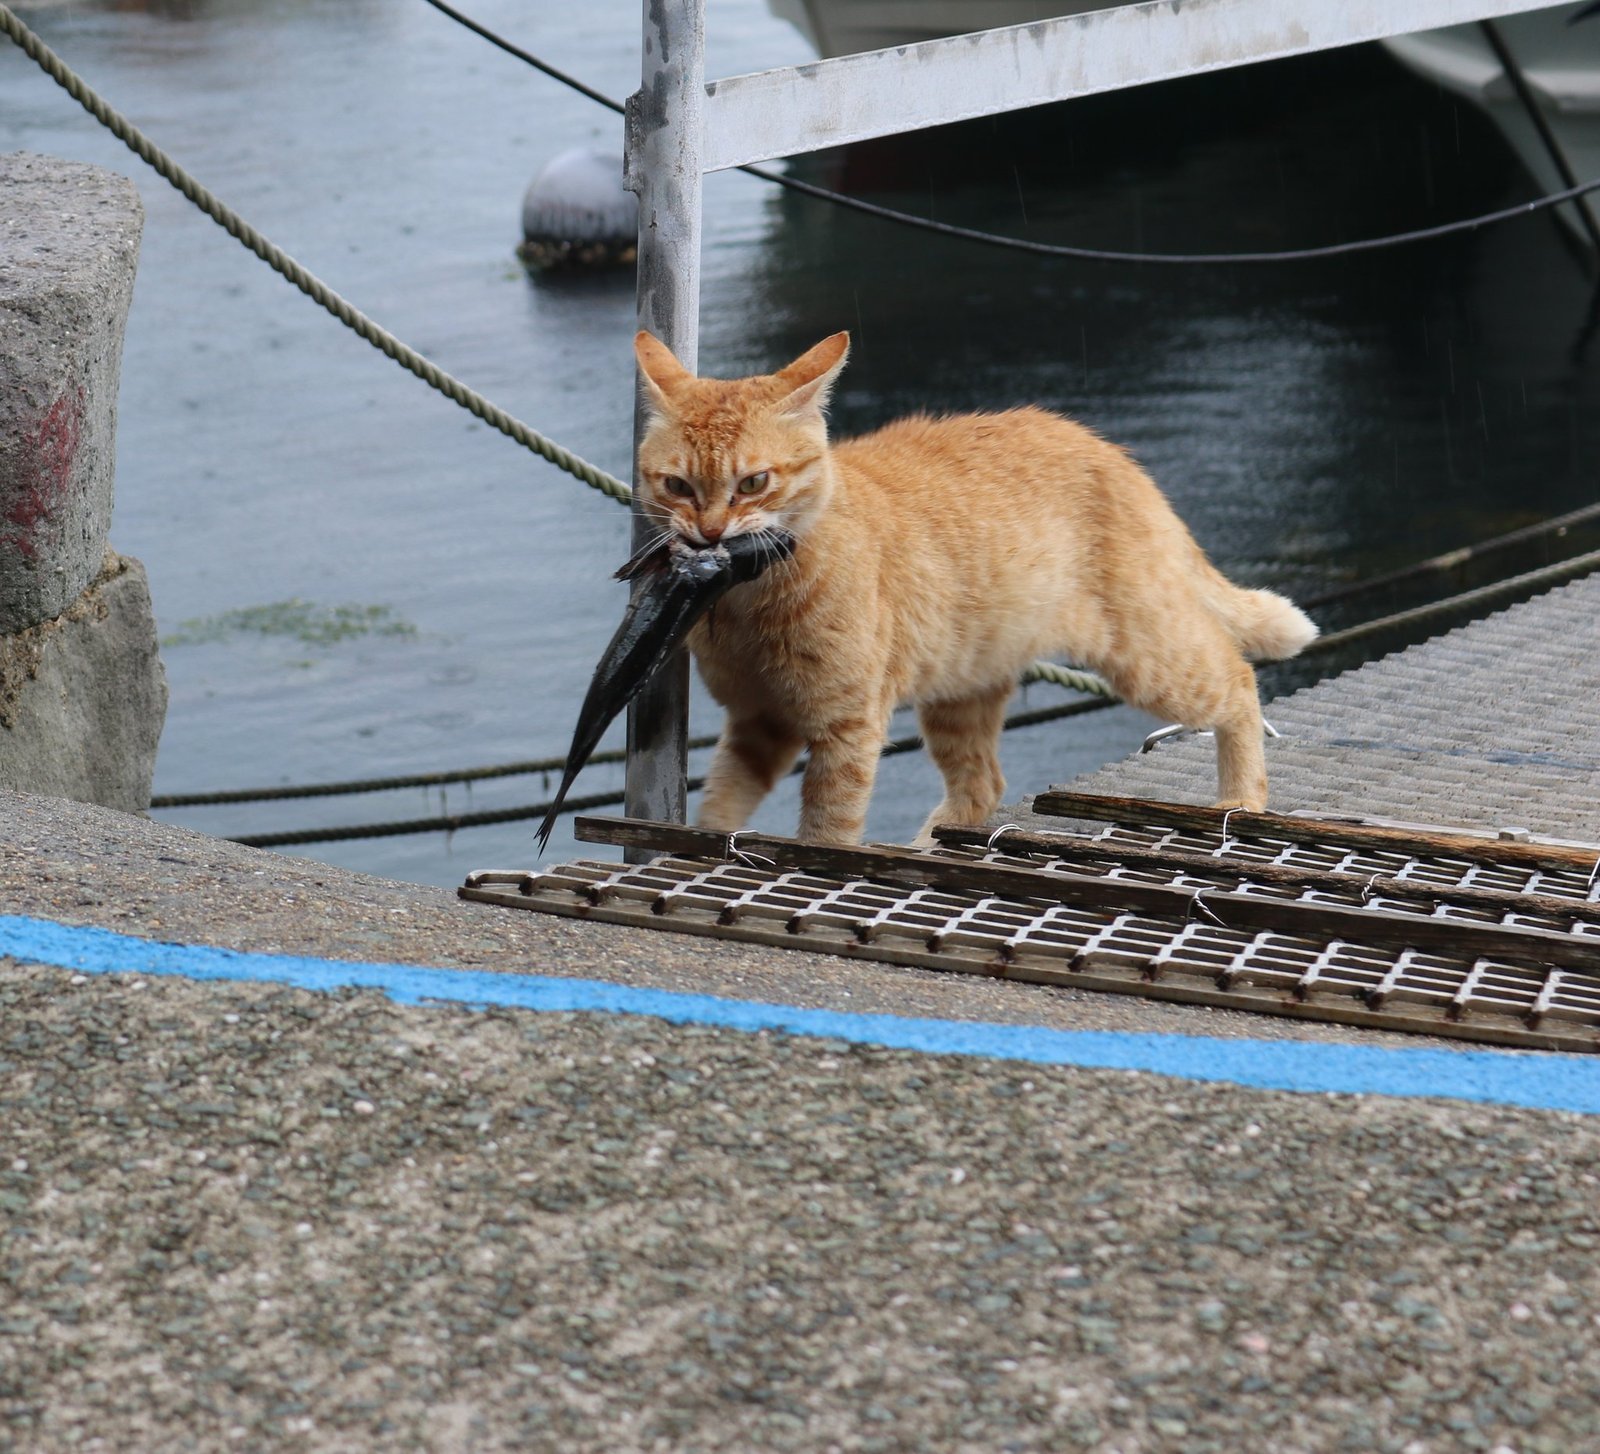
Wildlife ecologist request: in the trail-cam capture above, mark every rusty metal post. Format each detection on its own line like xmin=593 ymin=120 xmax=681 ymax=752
xmin=621 ymin=0 xmax=705 ymax=850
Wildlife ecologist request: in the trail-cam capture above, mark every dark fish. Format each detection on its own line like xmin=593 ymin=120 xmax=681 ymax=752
xmin=535 ymin=529 xmax=798 ymax=850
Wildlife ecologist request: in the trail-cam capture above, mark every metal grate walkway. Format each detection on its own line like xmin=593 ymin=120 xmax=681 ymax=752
xmin=1060 ymin=573 xmax=1600 ymax=845
xmin=461 ymin=799 xmax=1600 ymax=1055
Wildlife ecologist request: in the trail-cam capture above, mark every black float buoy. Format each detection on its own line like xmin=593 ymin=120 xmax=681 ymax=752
xmin=518 ymin=149 xmax=636 ymax=271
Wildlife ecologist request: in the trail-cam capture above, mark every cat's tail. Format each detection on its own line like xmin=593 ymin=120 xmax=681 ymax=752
xmin=1201 ymin=570 xmax=1319 ymax=663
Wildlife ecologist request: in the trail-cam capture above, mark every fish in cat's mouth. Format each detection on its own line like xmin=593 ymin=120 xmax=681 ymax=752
xmin=533 ymin=528 xmax=799 ymax=851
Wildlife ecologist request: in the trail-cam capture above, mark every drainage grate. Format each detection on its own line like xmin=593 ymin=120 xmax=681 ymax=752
xmin=460 ymin=798 xmax=1600 ymax=1054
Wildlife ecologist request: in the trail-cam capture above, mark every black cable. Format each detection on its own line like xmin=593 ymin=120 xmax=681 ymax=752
xmin=223 ymin=696 xmax=1116 ymax=848
xmin=416 ymin=0 xmax=624 ymax=116
xmin=230 ymin=781 xmax=641 ymax=849
xmin=1297 ymin=500 xmax=1600 ymax=610
xmin=420 ymin=0 xmax=1600 ymax=265
xmin=747 ymin=162 xmax=1600 ymax=266
xmin=1478 ymin=19 xmax=1600 ymax=255
xmin=151 ymin=735 xmax=720 ymax=807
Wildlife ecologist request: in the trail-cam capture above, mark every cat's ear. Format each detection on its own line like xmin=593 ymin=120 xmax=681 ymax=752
xmin=634 ymin=331 xmax=692 ymax=415
xmin=775 ymin=332 xmax=850 ymax=417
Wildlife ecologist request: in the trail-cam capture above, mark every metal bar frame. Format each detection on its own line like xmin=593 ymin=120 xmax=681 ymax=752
xmin=573 ymin=814 xmax=1600 ymax=975
xmin=459 ymin=857 xmax=1600 ymax=1055
xmin=931 ymin=823 xmax=1600 ymax=927
xmin=621 ymin=0 xmax=704 ymax=853
xmin=701 ymin=0 xmax=1567 ymax=173
xmin=620 ymin=0 xmax=1565 ymax=832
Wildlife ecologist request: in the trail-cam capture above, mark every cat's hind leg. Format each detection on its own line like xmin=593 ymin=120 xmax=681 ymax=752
xmin=911 ymin=682 xmax=1012 ymax=847
xmin=696 ymin=714 xmax=805 ymax=833
xmin=1203 ymin=656 xmax=1270 ymax=811
xmin=1104 ymin=630 xmax=1269 ymax=812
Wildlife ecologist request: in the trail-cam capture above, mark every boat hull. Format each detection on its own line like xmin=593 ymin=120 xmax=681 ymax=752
xmin=766 ymin=0 xmax=1103 ymax=56
xmin=767 ymin=0 xmax=1600 ymax=248
xmin=1381 ymin=6 xmax=1600 ymax=244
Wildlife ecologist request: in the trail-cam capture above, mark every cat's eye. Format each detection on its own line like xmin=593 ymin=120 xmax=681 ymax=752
xmin=662 ymin=475 xmax=694 ymax=498
xmin=736 ymin=471 xmax=770 ymax=496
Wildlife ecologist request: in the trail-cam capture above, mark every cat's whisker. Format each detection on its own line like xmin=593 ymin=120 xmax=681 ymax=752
xmin=759 ymin=525 xmax=787 ymax=571
xmin=626 ymin=525 xmax=677 ymax=561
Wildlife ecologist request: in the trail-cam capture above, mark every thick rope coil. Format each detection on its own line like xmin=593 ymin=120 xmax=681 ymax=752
xmin=1019 ymin=661 xmax=1118 ymax=699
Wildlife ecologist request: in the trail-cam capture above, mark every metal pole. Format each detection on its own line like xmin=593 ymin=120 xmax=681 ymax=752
xmin=622 ymin=0 xmax=704 ymax=849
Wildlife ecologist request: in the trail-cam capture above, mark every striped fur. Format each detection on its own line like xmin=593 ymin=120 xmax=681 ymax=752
xmin=634 ymin=331 xmax=1317 ymax=844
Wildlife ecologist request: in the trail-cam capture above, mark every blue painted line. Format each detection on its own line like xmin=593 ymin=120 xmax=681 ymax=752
xmin=3 ymin=912 xmax=1599 ymax=1113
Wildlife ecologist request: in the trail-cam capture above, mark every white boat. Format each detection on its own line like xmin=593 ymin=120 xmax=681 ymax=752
xmin=767 ymin=0 xmax=1600 ymax=247
xmin=765 ymin=0 xmax=1098 ymax=55
xmin=1381 ymin=4 xmax=1600 ymax=244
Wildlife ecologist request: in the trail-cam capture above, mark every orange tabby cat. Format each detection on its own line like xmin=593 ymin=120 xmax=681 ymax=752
xmin=634 ymin=330 xmax=1317 ymax=845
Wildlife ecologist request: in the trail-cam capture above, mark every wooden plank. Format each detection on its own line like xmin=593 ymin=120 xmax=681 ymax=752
xmin=932 ymin=825 xmax=1600 ymax=929
xmin=700 ymin=0 xmax=1561 ymax=172
xmin=572 ymin=816 xmax=1600 ymax=975
xmin=1030 ymin=790 xmax=1600 ymax=877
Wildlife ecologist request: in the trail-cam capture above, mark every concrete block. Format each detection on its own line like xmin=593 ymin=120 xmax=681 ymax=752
xmin=0 ymin=552 xmax=168 ymax=812
xmin=0 ymin=152 xmax=143 ymax=634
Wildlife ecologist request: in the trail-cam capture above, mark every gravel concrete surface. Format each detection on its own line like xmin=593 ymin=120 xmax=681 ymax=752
xmin=0 ymin=788 xmax=1512 ymax=1053
xmin=4 ymin=789 xmax=1600 ymax=1452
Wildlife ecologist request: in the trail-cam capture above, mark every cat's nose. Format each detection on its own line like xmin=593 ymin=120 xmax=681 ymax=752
xmin=700 ymin=522 xmax=725 ymax=542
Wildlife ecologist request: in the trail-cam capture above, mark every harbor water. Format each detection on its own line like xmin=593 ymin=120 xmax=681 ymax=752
xmin=2 ymin=0 xmax=1597 ymax=885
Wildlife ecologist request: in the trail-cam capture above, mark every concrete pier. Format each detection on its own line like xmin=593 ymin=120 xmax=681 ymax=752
xmin=0 ymin=153 xmax=167 ymax=809
xmin=2 ymin=571 xmax=1599 ymax=1449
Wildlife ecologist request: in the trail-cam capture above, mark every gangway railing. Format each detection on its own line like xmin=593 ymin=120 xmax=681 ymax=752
xmin=621 ymin=0 xmax=1569 ymax=836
